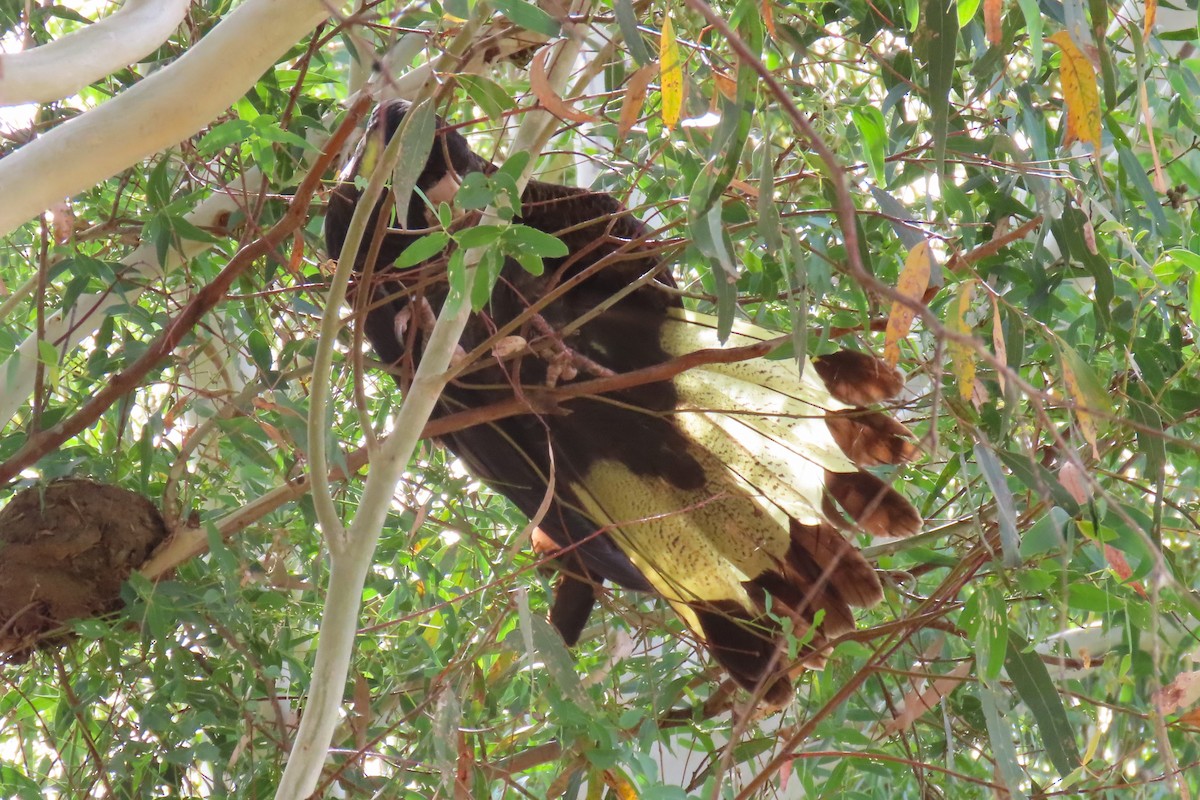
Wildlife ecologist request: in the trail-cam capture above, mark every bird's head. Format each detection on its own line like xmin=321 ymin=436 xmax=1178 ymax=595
xmin=356 ymin=99 xmax=485 ymax=207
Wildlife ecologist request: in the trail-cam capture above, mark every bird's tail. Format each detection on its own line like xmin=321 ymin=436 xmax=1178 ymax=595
xmin=568 ymin=309 xmax=920 ymax=703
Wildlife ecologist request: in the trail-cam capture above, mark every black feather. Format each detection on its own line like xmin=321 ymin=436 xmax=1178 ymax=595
xmin=323 ymin=101 xmax=921 ymax=702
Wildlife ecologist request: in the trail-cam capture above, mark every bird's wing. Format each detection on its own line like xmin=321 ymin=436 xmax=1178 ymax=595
xmin=324 ymin=103 xmax=921 ymax=703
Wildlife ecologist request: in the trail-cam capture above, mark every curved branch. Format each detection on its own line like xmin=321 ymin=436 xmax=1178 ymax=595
xmin=136 ymin=330 xmax=787 ymax=580
xmin=0 ymin=0 xmax=334 ymax=238
xmin=0 ymin=0 xmax=191 ymax=106
xmin=275 ymin=12 xmax=595 ymax=797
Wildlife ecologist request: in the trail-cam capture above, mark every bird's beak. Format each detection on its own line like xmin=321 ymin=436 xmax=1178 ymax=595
xmin=424 ymin=172 xmax=461 ymax=206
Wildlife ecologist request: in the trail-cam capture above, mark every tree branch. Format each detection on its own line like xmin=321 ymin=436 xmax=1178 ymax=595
xmin=275 ymin=9 xmax=596 ymax=795
xmin=0 ymin=0 xmax=191 ymax=106
xmin=0 ymin=0 xmax=334 ymax=237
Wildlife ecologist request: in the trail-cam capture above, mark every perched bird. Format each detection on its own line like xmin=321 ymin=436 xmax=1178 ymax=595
xmin=324 ymin=101 xmax=920 ymax=704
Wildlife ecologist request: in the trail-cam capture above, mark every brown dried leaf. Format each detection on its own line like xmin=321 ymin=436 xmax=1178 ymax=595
xmin=712 ymin=69 xmax=737 ymax=101
xmin=884 ymin=240 xmax=932 ymax=366
xmin=1103 ymin=544 xmax=1147 ymax=598
xmin=530 ymin=46 xmax=597 ymax=124
xmin=48 ymin=200 xmax=74 ymax=244
xmin=880 ymin=662 xmax=973 ymax=736
xmin=1154 ymin=670 xmax=1200 ymax=716
xmin=1058 ymin=462 xmax=1089 ymax=504
xmin=491 ymin=335 xmax=528 ymax=359
xmin=618 ymin=63 xmax=656 ymax=137
xmin=1178 ymin=706 xmax=1200 ymax=727
xmin=763 ymin=0 xmax=777 ymax=37
xmin=984 ymin=0 xmax=1003 ymax=46
xmin=352 ymin=672 xmax=371 ymax=749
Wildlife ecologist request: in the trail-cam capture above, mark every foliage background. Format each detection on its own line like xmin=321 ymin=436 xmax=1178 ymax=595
xmin=1 ymin=0 xmax=1199 ymax=797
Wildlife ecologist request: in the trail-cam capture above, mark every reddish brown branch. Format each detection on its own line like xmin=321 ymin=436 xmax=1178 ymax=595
xmin=0 ymin=96 xmax=371 ymax=488
xmin=423 ymin=335 xmax=781 ymax=438
xmin=140 ymin=334 xmax=786 ymax=578
xmin=946 ymin=214 xmax=1044 ymax=273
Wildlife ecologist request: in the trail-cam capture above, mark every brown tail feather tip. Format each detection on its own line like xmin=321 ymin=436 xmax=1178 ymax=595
xmin=824 ymin=469 xmax=922 ymax=538
xmin=825 ymin=408 xmax=919 ymax=467
xmin=788 ymin=520 xmax=884 ymax=609
xmin=692 ymin=521 xmax=884 ymax=704
xmin=813 ymin=350 xmax=905 ymax=406
xmin=693 ymin=602 xmax=802 ymax=706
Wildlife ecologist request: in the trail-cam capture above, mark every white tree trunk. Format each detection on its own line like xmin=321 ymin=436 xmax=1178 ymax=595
xmin=0 ymin=0 xmax=335 ymax=237
xmin=274 ymin=9 xmax=595 ymax=793
xmin=0 ymin=0 xmax=192 ymax=106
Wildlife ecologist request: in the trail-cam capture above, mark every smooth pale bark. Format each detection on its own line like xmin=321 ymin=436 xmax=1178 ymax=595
xmin=0 ymin=0 xmax=335 ymax=237
xmin=0 ymin=0 xmax=191 ymax=106
xmin=274 ymin=9 xmax=594 ymax=794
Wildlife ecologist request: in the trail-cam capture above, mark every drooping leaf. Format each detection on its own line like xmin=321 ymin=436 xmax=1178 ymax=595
xmin=531 ymin=45 xmax=597 ymax=124
xmin=884 ymin=240 xmax=932 ymax=366
xmin=917 ymin=0 xmax=958 ymax=173
xmin=390 ymin=98 xmax=437 ymax=227
xmin=979 ymin=683 xmax=1031 ymax=800
xmin=455 ymin=74 xmax=517 ymax=121
xmin=1143 ymin=0 xmax=1158 ymax=40
xmin=1048 ymin=31 xmax=1102 ymax=152
xmin=946 ymin=279 xmax=977 ymax=401
xmin=1056 ymin=340 xmax=1111 ymax=459
xmin=1004 ymin=628 xmax=1083 ymax=778
xmin=660 ymin=14 xmax=684 ymax=131
xmin=990 ymin=294 xmax=1008 ymax=392
xmin=490 ymin=0 xmax=561 ymax=36
xmin=974 ymin=443 xmax=1021 ymax=567
xmin=984 ymin=0 xmax=1003 ymax=45
xmin=851 ymin=106 xmax=887 ymax=184
xmin=614 ymin=0 xmax=652 ymax=65
xmin=618 ymin=64 xmax=656 ymax=137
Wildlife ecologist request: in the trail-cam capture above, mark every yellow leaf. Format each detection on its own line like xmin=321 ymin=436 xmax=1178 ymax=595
xmin=884 ymin=240 xmax=932 ymax=366
xmin=1047 ymin=31 xmax=1102 ymax=152
xmin=603 ymin=769 xmax=640 ymax=800
xmin=1062 ymin=369 xmax=1099 ymax=456
xmin=1057 ymin=341 xmax=1109 ymax=459
xmin=1144 ymin=0 xmax=1157 ymax=42
xmin=946 ymin=280 xmax=977 ymax=401
xmin=984 ymin=0 xmax=1002 ymax=46
xmin=990 ymin=295 xmax=1007 ymax=392
xmin=618 ymin=63 xmax=656 ymax=137
xmin=763 ymin=0 xmax=777 ymax=37
xmin=660 ymin=14 xmax=683 ymax=131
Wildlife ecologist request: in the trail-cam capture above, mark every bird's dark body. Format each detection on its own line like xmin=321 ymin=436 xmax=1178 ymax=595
xmin=325 ymin=102 xmax=920 ymax=702
xmin=327 ymin=138 xmax=686 ymax=591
